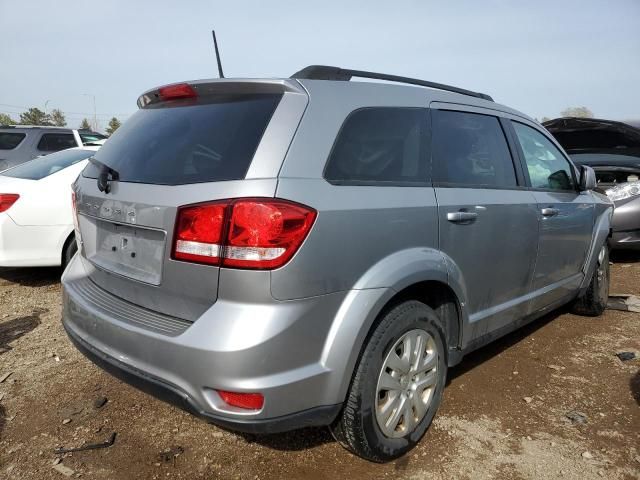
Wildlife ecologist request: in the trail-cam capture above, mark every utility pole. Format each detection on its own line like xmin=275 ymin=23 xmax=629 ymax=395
xmin=82 ymin=93 xmax=97 ymax=131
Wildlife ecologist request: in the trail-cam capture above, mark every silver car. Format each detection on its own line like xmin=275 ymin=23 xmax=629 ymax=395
xmin=0 ymin=126 xmax=106 ymax=170
xmin=62 ymin=66 xmax=613 ymax=462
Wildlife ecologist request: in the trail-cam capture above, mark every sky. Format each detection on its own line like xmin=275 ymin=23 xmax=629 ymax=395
xmin=1 ymin=0 xmax=639 ymax=131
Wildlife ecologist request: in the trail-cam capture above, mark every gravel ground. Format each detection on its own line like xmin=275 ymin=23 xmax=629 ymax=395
xmin=0 ymin=254 xmax=639 ymax=479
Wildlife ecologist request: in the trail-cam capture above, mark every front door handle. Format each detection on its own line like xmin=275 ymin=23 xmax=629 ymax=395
xmin=447 ymin=211 xmax=478 ymax=223
xmin=541 ymin=207 xmax=560 ymax=217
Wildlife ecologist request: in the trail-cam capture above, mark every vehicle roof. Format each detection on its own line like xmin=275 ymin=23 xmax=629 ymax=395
xmin=140 ymin=76 xmax=537 ymax=125
xmin=0 ymin=125 xmax=74 ymax=130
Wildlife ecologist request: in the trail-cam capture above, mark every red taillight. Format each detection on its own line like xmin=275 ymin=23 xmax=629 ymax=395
xmin=173 ymin=203 xmax=226 ymax=265
xmin=171 ymin=198 xmax=316 ymax=270
xmin=0 ymin=194 xmax=19 ymax=213
xmin=225 ymin=200 xmax=316 ymax=269
xmin=158 ymin=83 xmax=197 ymax=101
xmin=217 ymin=390 xmax=264 ymax=410
xmin=71 ymin=191 xmax=80 ymax=231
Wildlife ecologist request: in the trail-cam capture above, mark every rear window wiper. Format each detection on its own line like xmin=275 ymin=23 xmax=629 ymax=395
xmin=89 ymin=157 xmax=119 ymax=193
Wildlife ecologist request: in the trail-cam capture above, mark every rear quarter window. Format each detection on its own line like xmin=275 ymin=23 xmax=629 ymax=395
xmin=324 ymin=107 xmax=429 ymax=185
xmin=84 ymin=94 xmax=282 ymax=185
xmin=0 ymin=132 xmax=26 ymax=150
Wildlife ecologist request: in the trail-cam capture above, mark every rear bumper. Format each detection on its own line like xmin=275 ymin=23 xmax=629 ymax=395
xmin=61 ymin=255 xmax=347 ymax=431
xmin=64 ymin=322 xmax=341 ymax=433
xmin=0 ymin=213 xmax=71 ymax=267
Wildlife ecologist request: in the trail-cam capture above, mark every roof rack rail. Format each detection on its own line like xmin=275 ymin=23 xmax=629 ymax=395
xmin=291 ymin=65 xmax=493 ymax=102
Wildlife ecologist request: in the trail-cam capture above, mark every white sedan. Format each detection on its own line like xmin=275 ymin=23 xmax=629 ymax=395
xmin=0 ymin=146 xmax=100 ymax=268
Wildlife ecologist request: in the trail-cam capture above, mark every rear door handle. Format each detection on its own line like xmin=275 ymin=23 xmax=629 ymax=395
xmin=541 ymin=207 xmax=559 ymax=217
xmin=447 ymin=211 xmax=478 ymax=223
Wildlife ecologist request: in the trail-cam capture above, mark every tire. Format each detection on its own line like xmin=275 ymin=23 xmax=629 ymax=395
xmin=571 ymin=244 xmax=609 ymax=316
xmin=62 ymin=236 xmax=78 ymax=270
xmin=330 ymin=300 xmax=447 ymax=462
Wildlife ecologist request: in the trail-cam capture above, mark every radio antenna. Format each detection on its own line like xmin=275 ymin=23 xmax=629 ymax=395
xmin=212 ymin=30 xmax=225 ymax=78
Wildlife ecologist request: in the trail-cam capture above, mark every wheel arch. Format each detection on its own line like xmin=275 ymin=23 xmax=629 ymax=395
xmin=60 ymin=228 xmax=77 ymax=266
xmin=579 ymin=202 xmax=613 ymax=293
xmin=320 ymin=248 xmax=468 ymax=405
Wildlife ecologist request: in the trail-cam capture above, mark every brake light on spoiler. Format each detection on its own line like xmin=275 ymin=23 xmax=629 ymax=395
xmin=172 ymin=198 xmax=316 ymax=270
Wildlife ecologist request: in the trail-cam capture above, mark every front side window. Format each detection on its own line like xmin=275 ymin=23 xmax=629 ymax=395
xmin=0 ymin=132 xmax=26 ymax=150
xmin=512 ymin=122 xmax=575 ymax=191
xmin=37 ymin=133 xmax=77 ymax=152
xmin=324 ymin=108 xmax=428 ymax=184
xmin=431 ymin=110 xmax=517 ymax=188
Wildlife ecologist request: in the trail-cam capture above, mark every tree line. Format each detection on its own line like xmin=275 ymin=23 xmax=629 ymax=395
xmin=0 ymin=108 xmax=121 ymax=135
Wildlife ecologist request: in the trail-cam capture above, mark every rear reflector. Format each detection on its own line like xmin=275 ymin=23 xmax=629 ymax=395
xmin=0 ymin=194 xmax=19 ymax=213
xmin=158 ymin=83 xmax=197 ymax=101
xmin=217 ymin=390 xmax=264 ymax=410
xmin=172 ymin=198 xmax=316 ymax=269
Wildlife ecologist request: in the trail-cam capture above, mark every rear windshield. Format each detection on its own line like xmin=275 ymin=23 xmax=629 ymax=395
xmin=83 ymin=94 xmax=282 ymax=185
xmin=2 ymin=149 xmax=94 ymax=180
xmin=0 ymin=132 xmax=26 ymax=150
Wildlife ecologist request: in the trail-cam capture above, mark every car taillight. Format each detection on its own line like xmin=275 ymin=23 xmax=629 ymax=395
xmin=71 ymin=191 xmax=80 ymax=230
xmin=0 ymin=194 xmax=19 ymax=213
xmin=158 ymin=83 xmax=197 ymax=101
xmin=173 ymin=203 xmax=226 ymax=265
xmin=172 ymin=198 xmax=316 ymax=270
xmin=217 ymin=390 xmax=264 ymax=410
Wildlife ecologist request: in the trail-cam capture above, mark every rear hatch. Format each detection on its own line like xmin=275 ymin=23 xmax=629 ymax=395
xmin=73 ymin=79 xmax=307 ymax=321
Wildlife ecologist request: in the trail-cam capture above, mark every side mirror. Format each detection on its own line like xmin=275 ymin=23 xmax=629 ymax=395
xmin=579 ymin=165 xmax=597 ymax=191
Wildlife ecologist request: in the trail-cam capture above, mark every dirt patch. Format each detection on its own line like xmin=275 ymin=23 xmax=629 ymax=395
xmin=0 ymin=257 xmax=639 ymax=479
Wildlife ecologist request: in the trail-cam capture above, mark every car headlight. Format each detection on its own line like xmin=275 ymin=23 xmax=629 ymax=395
xmin=606 ymin=180 xmax=640 ymax=202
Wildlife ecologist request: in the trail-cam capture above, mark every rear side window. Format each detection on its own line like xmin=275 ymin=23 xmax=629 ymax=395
xmin=37 ymin=133 xmax=77 ymax=152
xmin=0 ymin=132 xmax=26 ymax=150
xmin=84 ymin=94 xmax=282 ymax=185
xmin=512 ymin=122 xmax=575 ymax=191
xmin=324 ymin=108 xmax=429 ymax=185
xmin=432 ymin=110 xmax=517 ymax=188
xmin=2 ymin=149 xmax=93 ymax=180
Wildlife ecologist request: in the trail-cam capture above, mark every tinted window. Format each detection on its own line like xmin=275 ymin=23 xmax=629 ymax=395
xmin=37 ymin=133 xmax=77 ymax=152
xmin=84 ymin=94 xmax=282 ymax=185
xmin=2 ymin=149 xmax=94 ymax=180
xmin=0 ymin=132 xmax=26 ymax=150
xmin=80 ymin=132 xmax=107 ymax=144
xmin=324 ymin=108 xmax=428 ymax=184
xmin=432 ymin=110 xmax=517 ymax=187
xmin=513 ymin=122 xmax=575 ymax=191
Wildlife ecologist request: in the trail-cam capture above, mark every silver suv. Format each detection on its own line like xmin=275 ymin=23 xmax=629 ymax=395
xmin=0 ymin=126 xmax=106 ymax=170
xmin=62 ymin=66 xmax=613 ymax=462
